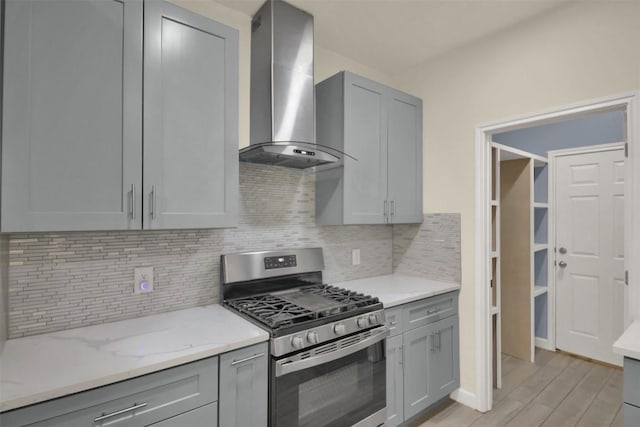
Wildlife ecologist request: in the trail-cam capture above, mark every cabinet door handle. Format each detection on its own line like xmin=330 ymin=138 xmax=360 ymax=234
xmin=389 ymin=320 xmax=397 ymax=326
xmin=231 ymin=352 xmax=265 ymax=366
xmin=149 ymin=185 xmax=157 ymax=220
xmin=437 ymin=331 xmax=441 ymax=352
xmin=390 ymin=200 xmax=395 ymax=216
xmin=94 ymin=402 xmax=147 ymax=422
xmin=129 ymin=184 xmax=135 ymax=219
xmin=384 ymin=200 xmax=388 ymax=220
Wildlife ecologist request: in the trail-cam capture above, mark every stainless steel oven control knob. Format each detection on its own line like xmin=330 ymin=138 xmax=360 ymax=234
xmin=306 ymin=331 xmax=319 ymax=344
xmin=357 ymin=317 xmax=370 ymax=328
xmin=368 ymin=314 xmax=379 ymax=325
xmin=291 ymin=335 xmax=305 ymax=350
xmin=333 ymin=323 xmax=346 ymax=335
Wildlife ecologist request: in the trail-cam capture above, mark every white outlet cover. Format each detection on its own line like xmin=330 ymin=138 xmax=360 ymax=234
xmin=352 ymin=248 xmax=361 ymax=266
xmin=134 ymin=266 xmax=154 ymax=294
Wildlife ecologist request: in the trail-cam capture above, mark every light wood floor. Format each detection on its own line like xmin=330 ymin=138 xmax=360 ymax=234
xmin=416 ymin=349 xmax=623 ymax=427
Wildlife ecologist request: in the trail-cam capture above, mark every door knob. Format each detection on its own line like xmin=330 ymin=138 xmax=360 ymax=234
xmin=558 ymin=261 xmax=567 ymax=268
xmin=559 ymin=247 xmax=567 ymax=254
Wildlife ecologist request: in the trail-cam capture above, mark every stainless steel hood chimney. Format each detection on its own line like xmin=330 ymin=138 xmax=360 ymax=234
xmin=240 ymin=0 xmax=343 ymax=169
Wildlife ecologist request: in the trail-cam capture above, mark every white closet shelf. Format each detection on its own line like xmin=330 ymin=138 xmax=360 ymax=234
xmin=491 ymin=306 xmax=500 ymax=315
xmin=533 ymin=286 xmax=548 ymax=297
xmin=490 ymin=251 xmax=499 ymax=258
xmin=491 ymin=200 xmax=499 ymax=207
xmin=533 ymin=244 xmax=548 ymax=252
xmin=533 ymin=202 xmax=548 ymax=209
xmin=492 ymin=142 xmax=548 ymax=166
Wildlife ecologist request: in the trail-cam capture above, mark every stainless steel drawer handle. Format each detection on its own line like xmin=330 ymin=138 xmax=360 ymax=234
xmin=230 ymin=352 xmax=265 ymax=366
xmin=94 ymin=402 xmax=147 ymax=422
xmin=389 ymin=321 xmax=397 ymax=326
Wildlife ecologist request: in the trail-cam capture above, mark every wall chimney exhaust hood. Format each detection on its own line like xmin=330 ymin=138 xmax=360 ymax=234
xmin=240 ymin=0 xmax=347 ymax=169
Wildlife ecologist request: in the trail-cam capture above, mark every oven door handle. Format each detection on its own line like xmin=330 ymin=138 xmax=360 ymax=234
xmin=275 ymin=326 xmax=389 ymax=377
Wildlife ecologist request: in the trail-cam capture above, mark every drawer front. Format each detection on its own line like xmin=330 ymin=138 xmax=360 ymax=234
xmin=624 ymin=357 xmax=640 ymax=407
xmin=624 ymin=403 xmax=640 ymax=427
xmin=149 ymin=402 xmax=218 ymax=427
xmin=1 ymin=357 xmax=218 ymax=427
xmin=403 ymin=291 xmax=458 ymax=331
xmin=386 ymin=306 xmax=404 ymax=337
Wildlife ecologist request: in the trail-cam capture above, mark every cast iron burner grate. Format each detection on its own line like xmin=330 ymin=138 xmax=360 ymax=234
xmin=226 ymin=284 xmax=379 ymax=330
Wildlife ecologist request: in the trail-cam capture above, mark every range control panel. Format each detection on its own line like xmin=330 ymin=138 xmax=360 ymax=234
xmin=264 ymin=255 xmax=297 ymax=270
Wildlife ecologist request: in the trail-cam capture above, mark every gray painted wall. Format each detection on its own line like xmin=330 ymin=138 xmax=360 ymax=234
xmin=492 ymin=110 xmax=625 ymax=157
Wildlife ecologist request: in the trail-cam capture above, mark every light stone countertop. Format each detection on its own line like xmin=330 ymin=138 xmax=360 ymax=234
xmin=613 ymin=320 xmax=640 ymax=360
xmin=0 ymin=305 xmax=269 ymax=413
xmin=331 ymin=273 xmax=460 ymax=308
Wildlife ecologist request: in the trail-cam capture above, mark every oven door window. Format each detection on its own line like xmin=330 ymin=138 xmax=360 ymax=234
xmin=273 ymin=343 xmax=386 ymax=427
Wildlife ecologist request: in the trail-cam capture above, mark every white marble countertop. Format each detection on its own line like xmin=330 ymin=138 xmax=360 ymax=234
xmin=614 ymin=320 xmax=640 ymax=360
xmin=0 ymin=305 xmax=269 ymax=413
xmin=331 ymin=273 xmax=460 ymax=308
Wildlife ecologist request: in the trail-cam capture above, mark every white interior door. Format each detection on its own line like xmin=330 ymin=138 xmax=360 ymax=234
xmin=555 ymin=146 xmax=625 ymax=366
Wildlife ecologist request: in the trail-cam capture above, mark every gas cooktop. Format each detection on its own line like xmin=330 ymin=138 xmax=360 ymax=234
xmin=225 ymin=284 xmax=380 ymax=330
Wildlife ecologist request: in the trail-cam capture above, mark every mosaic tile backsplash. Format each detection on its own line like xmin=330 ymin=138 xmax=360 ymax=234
xmin=393 ymin=213 xmax=461 ymax=283
xmin=7 ymin=164 xmax=461 ymax=338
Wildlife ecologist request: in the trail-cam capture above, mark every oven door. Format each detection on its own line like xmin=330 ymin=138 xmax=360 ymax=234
xmin=272 ymin=325 xmax=388 ymax=427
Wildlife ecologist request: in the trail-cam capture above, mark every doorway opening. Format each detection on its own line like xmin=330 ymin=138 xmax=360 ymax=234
xmin=473 ymin=92 xmax=639 ymax=412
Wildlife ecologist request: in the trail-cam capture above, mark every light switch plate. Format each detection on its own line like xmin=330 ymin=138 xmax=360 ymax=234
xmin=352 ymin=248 xmax=361 ymax=266
xmin=134 ymin=266 xmax=154 ymax=294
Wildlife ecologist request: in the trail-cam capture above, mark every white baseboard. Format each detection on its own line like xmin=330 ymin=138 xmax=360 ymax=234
xmin=535 ymin=337 xmax=554 ymax=351
xmin=449 ymin=388 xmax=483 ymax=412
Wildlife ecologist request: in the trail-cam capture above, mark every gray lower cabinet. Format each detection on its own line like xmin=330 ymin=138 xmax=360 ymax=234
xmin=218 ymin=342 xmax=268 ymax=427
xmin=0 ymin=356 xmax=219 ymax=426
xmin=386 ymin=333 xmax=405 ymax=427
xmin=1 ymin=0 xmax=239 ymax=232
xmin=386 ymin=291 xmax=460 ymax=426
xmin=315 ymin=71 xmax=423 ymax=225
xmin=0 ymin=342 xmax=268 ymax=427
xmin=623 ymin=357 xmax=640 ymax=427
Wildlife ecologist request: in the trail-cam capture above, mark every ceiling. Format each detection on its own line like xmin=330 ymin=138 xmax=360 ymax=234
xmin=217 ymin=0 xmax=571 ymax=75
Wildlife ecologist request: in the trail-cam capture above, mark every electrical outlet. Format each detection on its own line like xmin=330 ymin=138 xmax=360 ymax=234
xmin=352 ymin=248 xmax=361 ymax=266
xmin=134 ymin=267 xmax=154 ymax=294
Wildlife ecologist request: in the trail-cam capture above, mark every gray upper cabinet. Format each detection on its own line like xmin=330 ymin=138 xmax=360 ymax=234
xmin=1 ymin=0 xmax=143 ymax=232
xmin=387 ymin=90 xmax=423 ymax=223
xmin=315 ymin=71 xmax=423 ymax=225
xmin=1 ymin=0 xmax=239 ymax=232
xmin=144 ymin=1 xmax=238 ymax=229
xmin=218 ymin=342 xmax=268 ymax=427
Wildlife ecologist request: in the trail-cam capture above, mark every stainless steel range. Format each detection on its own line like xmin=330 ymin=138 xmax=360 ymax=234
xmin=221 ymin=248 xmax=388 ymax=427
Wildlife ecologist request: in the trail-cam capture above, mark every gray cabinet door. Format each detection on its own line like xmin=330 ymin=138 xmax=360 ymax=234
xmin=428 ymin=315 xmax=460 ymax=398
xmin=1 ymin=0 xmax=143 ymax=232
xmin=402 ymin=323 xmax=433 ymax=420
xmin=219 ymin=342 xmax=268 ymax=427
xmin=387 ymin=90 xmax=423 ymax=224
xmin=386 ymin=334 xmax=404 ymax=427
xmin=144 ymin=1 xmax=238 ymax=229
xmin=148 ymin=402 xmax=217 ymax=427
xmin=343 ymin=72 xmax=388 ymax=224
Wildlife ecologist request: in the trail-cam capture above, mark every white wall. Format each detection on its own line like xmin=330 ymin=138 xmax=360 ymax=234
xmin=391 ymin=1 xmax=640 ymax=399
